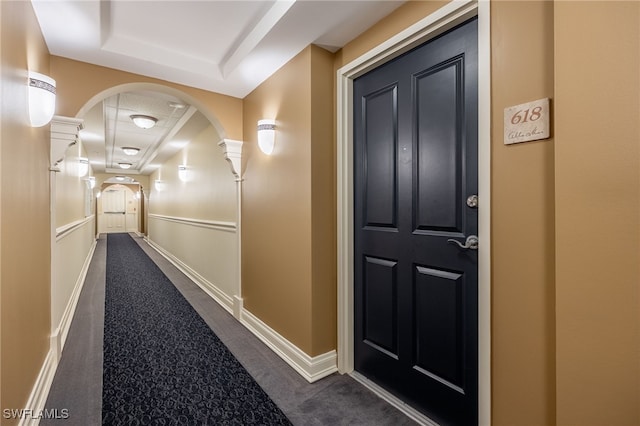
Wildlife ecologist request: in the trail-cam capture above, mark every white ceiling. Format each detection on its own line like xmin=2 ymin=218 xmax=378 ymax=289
xmin=31 ymin=0 xmax=405 ymax=175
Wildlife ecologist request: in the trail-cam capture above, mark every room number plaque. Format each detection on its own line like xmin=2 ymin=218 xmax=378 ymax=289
xmin=504 ymin=98 xmax=550 ymax=145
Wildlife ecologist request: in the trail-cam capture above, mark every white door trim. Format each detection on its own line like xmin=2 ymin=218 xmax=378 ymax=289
xmin=336 ymin=1 xmax=491 ymax=424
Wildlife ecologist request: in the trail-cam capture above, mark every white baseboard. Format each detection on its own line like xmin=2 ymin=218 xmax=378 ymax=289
xmin=145 ymin=238 xmax=338 ymax=384
xmin=51 ymin=239 xmax=97 ymax=361
xmin=232 ymin=295 xmax=243 ymax=320
xmin=350 ymin=372 xmax=439 ymax=426
xmin=17 ymin=349 xmax=57 ymax=426
xmin=240 ymin=309 xmax=338 ymax=383
xmin=146 ymin=238 xmax=235 ymax=315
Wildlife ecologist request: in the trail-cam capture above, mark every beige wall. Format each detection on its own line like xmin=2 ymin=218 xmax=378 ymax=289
xmin=0 ymin=1 xmax=51 ymax=422
xmin=336 ymin=1 xmax=639 ymax=425
xmin=50 ymin=56 xmax=244 ymax=141
xmin=310 ymin=46 xmax=337 ymax=355
xmin=2 ymin=1 xmax=639 ymax=425
xmin=490 ymin=2 xmax=556 ymax=425
xmin=242 ymin=45 xmax=336 ymax=355
xmin=149 ymin=125 xmax=236 ymax=222
xmin=555 ymin=2 xmax=640 ymax=425
xmin=242 ymin=47 xmax=314 ymax=353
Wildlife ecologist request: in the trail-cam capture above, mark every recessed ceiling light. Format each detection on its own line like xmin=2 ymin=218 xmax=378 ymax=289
xmin=118 ymin=163 xmax=132 ymax=169
xmin=130 ymin=114 xmax=157 ymax=129
xmin=122 ymin=147 xmax=140 ymax=156
xmin=168 ymin=102 xmax=185 ymax=109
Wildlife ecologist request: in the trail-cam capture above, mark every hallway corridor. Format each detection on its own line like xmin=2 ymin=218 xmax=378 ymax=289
xmin=42 ymin=234 xmax=417 ymax=425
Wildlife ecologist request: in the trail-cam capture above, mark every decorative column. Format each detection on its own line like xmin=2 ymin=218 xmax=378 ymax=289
xmin=217 ymin=139 xmax=244 ymax=319
xmin=49 ymin=116 xmax=83 ymax=361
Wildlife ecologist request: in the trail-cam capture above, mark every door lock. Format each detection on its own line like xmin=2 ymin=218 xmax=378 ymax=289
xmin=466 ymin=195 xmax=478 ymax=208
xmin=447 ymin=235 xmax=479 ymax=250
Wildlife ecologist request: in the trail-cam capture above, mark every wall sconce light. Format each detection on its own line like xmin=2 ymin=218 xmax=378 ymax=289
xmin=178 ymin=165 xmax=189 ymax=182
xmin=154 ymin=179 xmax=166 ymax=192
xmin=78 ymin=157 xmax=89 ymax=177
xmin=28 ymin=71 xmax=56 ymax=127
xmin=118 ymin=162 xmax=132 ymax=169
xmin=122 ymin=147 xmax=140 ymax=156
xmin=87 ymin=176 xmax=96 ymax=189
xmin=257 ymin=119 xmax=276 ymax=155
xmin=96 ymin=191 xmax=101 ymax=198
xmin=130 ymin=114 xmax=157 ymax=129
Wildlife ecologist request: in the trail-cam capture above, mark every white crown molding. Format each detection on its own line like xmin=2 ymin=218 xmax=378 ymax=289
xmin=50 ymin=116 xmax=84 ymax=172
xmin=220 ymin=1 xmax=296 ymax=78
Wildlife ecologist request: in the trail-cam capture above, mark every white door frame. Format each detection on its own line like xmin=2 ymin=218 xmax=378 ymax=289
xmin=336 ymin=1 xmax=491 ymax=424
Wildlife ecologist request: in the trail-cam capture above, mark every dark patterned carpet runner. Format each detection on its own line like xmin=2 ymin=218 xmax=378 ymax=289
xmin=102 ymin=233 xmax=291 ymax=425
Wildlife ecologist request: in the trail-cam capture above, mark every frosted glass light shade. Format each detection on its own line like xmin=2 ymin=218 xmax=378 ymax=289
xmin=28 ymin=71 xmax=56 ymax=127
xmin=130 ymin=114 xmax=157 ymax=129
xmin=122 ymin=147 xmax=140 ymax=156
xmin=155 ymin=180 xmax=167 ymax=192
xmin=257 ymin=119 xmax=276 ymax=155
xmin=178 ymin=165 xmax=189 ymax=182
xmin=78 ymin=157 xmax=89 ymax=177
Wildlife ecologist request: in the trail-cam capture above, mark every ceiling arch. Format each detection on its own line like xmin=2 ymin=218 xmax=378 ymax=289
xmin=76 ymin=83 xmax=229 ymax=177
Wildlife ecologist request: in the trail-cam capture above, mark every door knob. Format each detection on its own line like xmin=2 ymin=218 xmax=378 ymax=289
xmin=447 ymin=235 xmax=478 ymax=250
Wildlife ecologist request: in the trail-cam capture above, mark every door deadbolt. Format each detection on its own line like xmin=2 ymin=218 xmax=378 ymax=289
xmin=467 ymin=195 xmax=478 ymax=208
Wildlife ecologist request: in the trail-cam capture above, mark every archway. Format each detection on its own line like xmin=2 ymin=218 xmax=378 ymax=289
xmin=66 ymin=83 xmax=245 ymax=318
xmin=97 ymin=181 xmax=141 ymax=234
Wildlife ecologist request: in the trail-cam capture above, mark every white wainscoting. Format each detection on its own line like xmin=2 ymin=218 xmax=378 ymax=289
xmin=52 ymin=217 xmax=97 ymax=358
xmin=21 ymin=217 xmax=97 ymax=426
xmin=147 ymin=214 xmax=239 ymax=313
xmin=146 ymin=213 xmax=338 ymax=383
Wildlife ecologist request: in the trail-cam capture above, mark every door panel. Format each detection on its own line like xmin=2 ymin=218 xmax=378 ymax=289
xmin=414 ymin=58 xmax=464 ymax=232
xmin=102 ymin=189 xmax=126 ymax=233
xmin=363 ymin=256 xmax=399 ymax=358
xmin=354 ymin=18 xmax=478 ymax=426
xmin=414 ymin=265 xmax=465 ymax=391
xmin=363 ymin=84 xmax=398 ymax=229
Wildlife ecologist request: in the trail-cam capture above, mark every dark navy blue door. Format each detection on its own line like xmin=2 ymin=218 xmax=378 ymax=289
xmin=353 ymin=18 xmax=478 ymax=426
